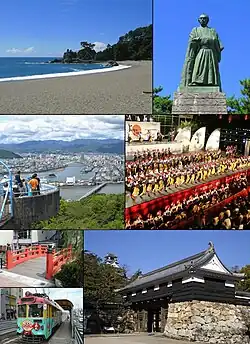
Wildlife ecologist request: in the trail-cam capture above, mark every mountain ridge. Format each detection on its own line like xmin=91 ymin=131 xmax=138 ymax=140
xmin=0 ymin=149 xmax=22 ymax=159
xmin=0 ymin=138 xmax=123 ymax=154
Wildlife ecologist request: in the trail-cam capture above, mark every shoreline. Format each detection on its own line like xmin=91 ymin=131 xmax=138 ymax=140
xmin=0 ymin=64 xmax=131 ymax=83
xmin=0 ymin=60 xmax=152 ymax=114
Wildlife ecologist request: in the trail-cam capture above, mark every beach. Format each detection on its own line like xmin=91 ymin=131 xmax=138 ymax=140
xmin=0 ymin=60 xmax=152 ymax=114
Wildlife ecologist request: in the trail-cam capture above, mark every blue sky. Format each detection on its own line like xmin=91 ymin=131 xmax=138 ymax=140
xmin=84 ymin=231 xmax=250 ymax=275
xmin=1 ymin=0 xmax=152 ymax=57
xmin=154 ymin=0 xmax=250 ymax=98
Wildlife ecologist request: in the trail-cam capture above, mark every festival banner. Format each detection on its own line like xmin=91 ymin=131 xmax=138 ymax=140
xmin=126 ymin=121 xmax=161 ymax=141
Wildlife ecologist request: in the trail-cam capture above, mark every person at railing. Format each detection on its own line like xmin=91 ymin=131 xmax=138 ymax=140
xmin=34 ymin=173 xmax=41 ymax=195
xmin=28 ymin=174 xmax=39 ymax=196
xmin=14 ymin=171 xmax=23 ymax=188
xmin=20 ymin=179 xmax=28 ymax=196
xmin=13 ymin=182 xmax=20 ymax=197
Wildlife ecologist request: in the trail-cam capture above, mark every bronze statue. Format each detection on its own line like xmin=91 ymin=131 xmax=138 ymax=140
xmin=180 ymin=14 xmax=224 ymax=91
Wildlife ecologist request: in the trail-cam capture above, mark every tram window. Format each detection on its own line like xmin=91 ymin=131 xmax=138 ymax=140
xmin=18 ymin=305 xmax=26 ymax=318
xmin=29 ymin=304 xmax=43 ymax=318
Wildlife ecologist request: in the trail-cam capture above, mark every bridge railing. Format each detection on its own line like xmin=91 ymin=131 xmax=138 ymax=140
xmin=6 ymin=244 xmax=48 ymax=269
xmin=5 ymin=244 xmax=73 ymax=280
xmin=13 ymin=183 xmax=58 ymax=198
xmin=46 ymin=245 xmax=73 ymax=280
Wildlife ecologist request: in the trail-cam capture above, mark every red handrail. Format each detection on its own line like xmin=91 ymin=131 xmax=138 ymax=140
xmin=46 ymin=245 xmax=73 ymax=280
xmin=6 ymin=244 xmax=73 ymax=280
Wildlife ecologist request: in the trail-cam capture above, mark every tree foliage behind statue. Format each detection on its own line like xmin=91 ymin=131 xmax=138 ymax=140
xmin=153 ymin=86 xmax=173 ymax=114
xmin=227 ymin=79 xmax=250 ymax=114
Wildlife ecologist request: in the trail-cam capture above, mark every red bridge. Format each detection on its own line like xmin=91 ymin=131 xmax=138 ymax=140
xmin=4 ymin=244 xmax=73 ymax=280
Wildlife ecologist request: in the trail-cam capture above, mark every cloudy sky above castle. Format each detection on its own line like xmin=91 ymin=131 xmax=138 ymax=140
xmin=0 ymin=115 xmax=124 ymax=143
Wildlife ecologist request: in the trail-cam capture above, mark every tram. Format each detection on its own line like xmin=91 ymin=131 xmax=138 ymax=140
xmin=17 ymin=291 xmax=63 ymax=340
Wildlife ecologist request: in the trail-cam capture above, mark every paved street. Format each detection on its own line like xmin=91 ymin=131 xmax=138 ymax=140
xmin=8 ymin=257 xmax=47 ymax=280
xmin=85 ymin=334 xmax=204 ymax=344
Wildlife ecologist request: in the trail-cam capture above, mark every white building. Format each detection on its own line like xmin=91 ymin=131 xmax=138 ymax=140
xmin=66 ymin=176 xmax=76 ymax=185
xmin=0 ymin=288 xmax=23 ymax=320
xmin=0 ymin=230 xmax=58 ymax=250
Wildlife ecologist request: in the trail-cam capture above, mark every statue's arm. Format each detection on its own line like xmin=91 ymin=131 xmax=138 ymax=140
xmin=216 ymin=32 xmax=224 ymax=62
xmin=217 ymin=33 xmax=224 ymax=51
xmin=187 ymin=28 xmax=199 ymax=57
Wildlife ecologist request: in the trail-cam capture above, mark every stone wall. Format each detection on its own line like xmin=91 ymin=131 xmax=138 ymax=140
xmin=3 ymin=190 xmax=60 ymax=229
xmin=164 ymin=300 xmax=250 ymax=344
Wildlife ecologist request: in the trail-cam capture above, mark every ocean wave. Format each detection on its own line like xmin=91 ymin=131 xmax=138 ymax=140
xmin=0 ymin=65 xmax=131 ymax=82
xmin=23 ymin=62 xmax=47 ymax=65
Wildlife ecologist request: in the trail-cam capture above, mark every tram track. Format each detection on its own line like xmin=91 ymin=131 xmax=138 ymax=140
xmin=0 ymin=337 xmax=48 ymax=344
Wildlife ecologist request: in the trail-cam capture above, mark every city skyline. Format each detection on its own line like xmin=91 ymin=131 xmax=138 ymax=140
xmin=1 ymin=0 xmax=152 ymax=57
xmin=0 ymin=115 xmax=124 ymax=143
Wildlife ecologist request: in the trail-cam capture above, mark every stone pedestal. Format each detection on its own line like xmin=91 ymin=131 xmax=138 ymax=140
xmin=172 ymin=86 xmax=227 ymax=115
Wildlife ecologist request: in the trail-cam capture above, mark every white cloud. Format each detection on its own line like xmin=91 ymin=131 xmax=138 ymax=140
xmin=93 ymin=42 xmax=107 ymax=52
xmin=6 ymin=47 xmax=35 ymax=54
xmin=24 ymin=47 xmax=35 ymax=53
xmin=6 ymin=48 xmax=22 ymax=53
xmin=0 ymin=115 xmax=124 ymax=144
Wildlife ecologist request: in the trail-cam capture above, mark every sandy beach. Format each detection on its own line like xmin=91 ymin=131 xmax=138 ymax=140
xmin=0 ymin=60 xmax=152 ymax=114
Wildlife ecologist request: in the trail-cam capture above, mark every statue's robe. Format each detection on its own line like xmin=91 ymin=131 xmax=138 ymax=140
xmin=180 ymin=27 xmax=224 ymax=90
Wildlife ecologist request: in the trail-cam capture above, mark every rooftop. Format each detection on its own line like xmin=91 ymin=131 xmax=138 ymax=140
xmin=117 ymin=242 xmax=244 ymax=292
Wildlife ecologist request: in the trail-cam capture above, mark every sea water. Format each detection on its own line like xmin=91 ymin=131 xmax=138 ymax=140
xmin=0 ymin=57 xmax=109 ymax=81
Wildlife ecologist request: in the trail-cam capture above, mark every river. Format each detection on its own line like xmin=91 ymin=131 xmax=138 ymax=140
xmin=21 ymin=163 xmax=95 ymax=181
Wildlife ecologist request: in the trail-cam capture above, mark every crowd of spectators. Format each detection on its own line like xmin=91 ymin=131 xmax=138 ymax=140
xmin=126 ymin=149 xmax=250 ymax=200
xmin=203 ymin=193 xmax=250 ymax=230
xmin=125 ymin=174 xmax=249 ymax=229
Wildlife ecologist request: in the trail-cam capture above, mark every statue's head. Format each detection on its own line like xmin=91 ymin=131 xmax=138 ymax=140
xmin=198 ymin=14 xmax=209 ymax=27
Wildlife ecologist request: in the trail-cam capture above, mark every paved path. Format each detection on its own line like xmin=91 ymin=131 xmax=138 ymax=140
xmin=0 ymin=256 xmax=55 ymax=287
xmin=85 ymin=334 xmax=204 ymax=344
xmin=7 ymin=257 xmax=47 ymax=280
xmin=0 ymin=270 xmax=54 ymax=287
xmin=48 ymin=321 xmax=73 ymax=344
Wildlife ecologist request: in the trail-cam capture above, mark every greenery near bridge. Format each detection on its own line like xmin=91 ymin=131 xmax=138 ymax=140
xmin=33 ymin=194 xmax=124 ymax=229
